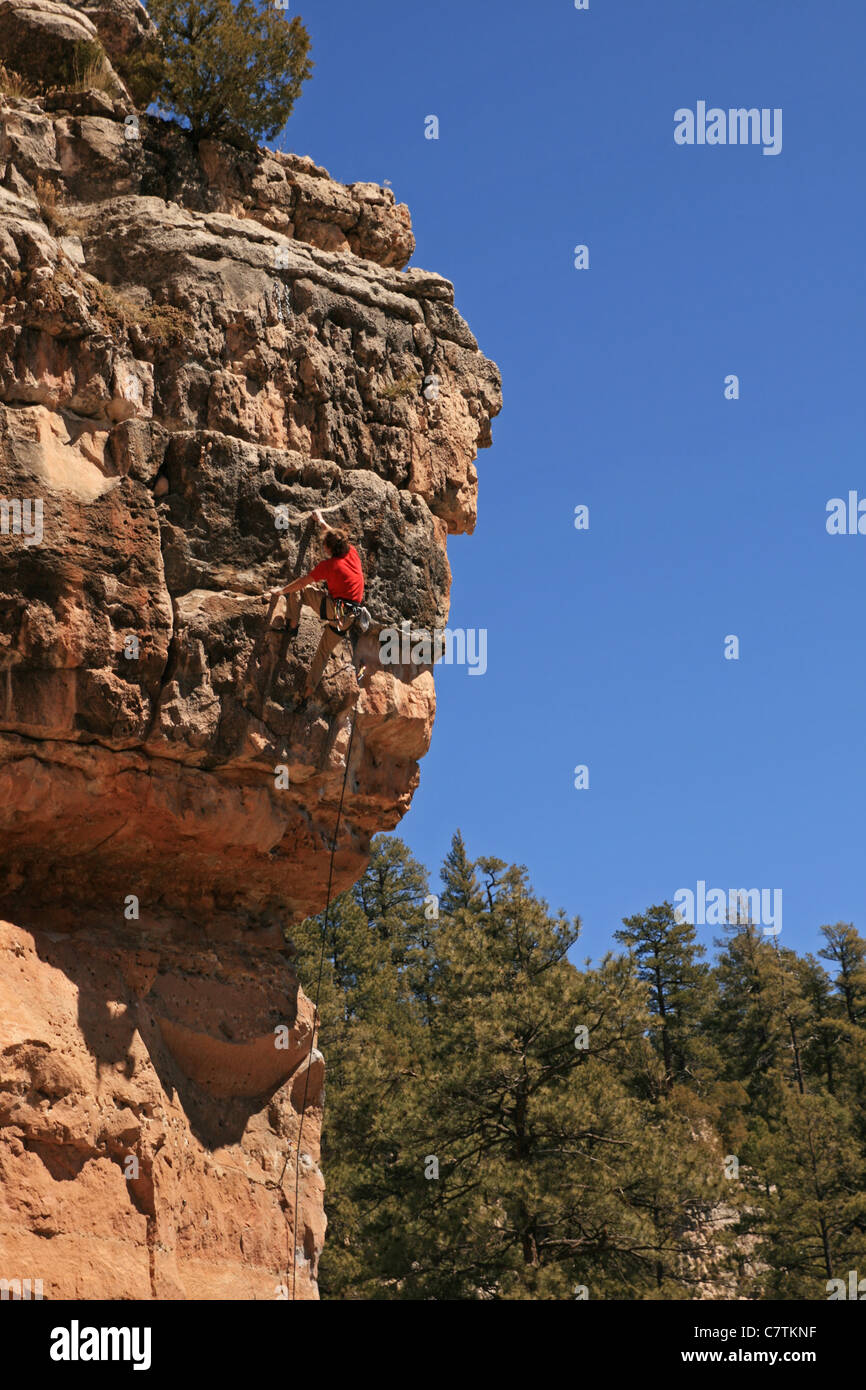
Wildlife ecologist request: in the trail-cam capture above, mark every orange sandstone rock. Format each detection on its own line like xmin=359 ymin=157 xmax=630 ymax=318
xmin=0 ymin=919 xmax=325 ymax=1299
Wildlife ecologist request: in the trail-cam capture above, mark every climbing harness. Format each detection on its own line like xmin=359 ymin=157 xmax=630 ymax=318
xmin=324 ymin=593 xmax=371 ymax=636
xmin=279 ymin=664 xmax=366 ymax=1300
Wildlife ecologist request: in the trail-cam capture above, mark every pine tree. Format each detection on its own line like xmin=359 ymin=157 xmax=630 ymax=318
xmin=817 ymin=922 xmax=866 ymax=1145
xmin=749 ymin=1089 xmax=866 ymax=1296
xmin=615 ymin=902 xmax=717 ymax=1094
xmin=819 ymin=922 xmax=866 ymax=1026
xmin=439 ymin=829 xmax=482 ymax=914
xmin=289 ymin=836 xmax=431 ymax=1299
xmin=289 ymin=837 xmax=866 ymax=1300
xmin=711 ymin=916 xmax=809 ymax=1103
xmin=147 ymin=0 xmax=313 ymax=145
xmin=796 ymin=954 xmax=843 ymax=1096
xmin=712 ymin=915 xmax=866 ymax=1296
xmin=391 ymin=855 xmax=729 ymax=1299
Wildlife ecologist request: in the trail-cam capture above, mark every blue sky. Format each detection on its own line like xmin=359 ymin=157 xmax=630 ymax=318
xmin=278 ymin=0 xmax=866 ymax=962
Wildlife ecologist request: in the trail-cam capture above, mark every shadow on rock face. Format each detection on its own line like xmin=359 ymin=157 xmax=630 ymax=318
xmin=22 ymin=919 xmax=315 ymax=1150
xmin=0 ymin=917 xmax=326 ymax=1299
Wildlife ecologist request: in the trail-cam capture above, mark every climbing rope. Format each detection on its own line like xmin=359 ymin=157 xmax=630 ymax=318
xmin=278 ymin=663 xmax=366 ymax=1300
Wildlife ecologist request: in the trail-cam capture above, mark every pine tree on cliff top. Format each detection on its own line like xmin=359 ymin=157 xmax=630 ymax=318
xmin=146 ymin=0 xmax=313 ymax=145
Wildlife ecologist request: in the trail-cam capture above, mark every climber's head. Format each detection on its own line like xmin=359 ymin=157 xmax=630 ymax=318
xmin=323 ymin=528 xmax=350 ymax=559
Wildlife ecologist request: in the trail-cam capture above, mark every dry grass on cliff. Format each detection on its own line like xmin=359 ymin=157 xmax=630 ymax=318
xmin=380 ymin=372 xmax=423 ymax=399
xmin=34 ymin=178 xmax=87 ymax=238
xmin=0 ymin=65 xmax=33 ymax=99
xmin=89 ymin=280 xmax=194 ymax=347
xmin=19 ymin=258 xmax=193 ymax=348
xmin=38 ymin=41 xmax=118 ymax=97
xmin=67 ymin=42 xmax=117 ymax=96
xmin=2 ymin=42 xmax=116 ymax=101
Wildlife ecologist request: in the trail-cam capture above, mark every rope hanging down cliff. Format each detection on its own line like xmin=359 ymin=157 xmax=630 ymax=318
xmin=277 ymin=667 xmax=365 ymax=1301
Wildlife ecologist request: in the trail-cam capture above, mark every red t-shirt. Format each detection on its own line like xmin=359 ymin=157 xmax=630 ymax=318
xmin=307 ymin=545 xmax=365 ymax=602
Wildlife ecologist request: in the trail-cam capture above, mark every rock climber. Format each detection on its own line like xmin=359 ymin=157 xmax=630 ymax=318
xmin=265 ymin=510 xmax=369 ymax=695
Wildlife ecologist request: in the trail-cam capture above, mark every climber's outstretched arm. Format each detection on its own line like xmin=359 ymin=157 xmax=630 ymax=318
xmin=264 ymin=510 xmax=333 ymax=601
xmin=263 ymin=573 xmax=308 ymax=604
xmin=280 ymin=573 xmax=314 ymax=596
xmin=313 ymin=508 xmax=349 ymax=543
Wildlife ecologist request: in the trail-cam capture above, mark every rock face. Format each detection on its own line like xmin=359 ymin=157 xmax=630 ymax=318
xmin=0 ymin=919 xmax=325 ymax=1299
xmin=0 ymin=0 xmax=131 ymax=97
xmin=0 ymin=0 xmax=500 ymax=1299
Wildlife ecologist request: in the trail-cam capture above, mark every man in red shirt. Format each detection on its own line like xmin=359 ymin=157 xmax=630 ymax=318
xmin=267 ymin=511 xmax=367 ymax=695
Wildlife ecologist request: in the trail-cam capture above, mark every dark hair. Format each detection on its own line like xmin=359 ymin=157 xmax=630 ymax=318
xmin=324 ymin=528 xmax=350 ymax=559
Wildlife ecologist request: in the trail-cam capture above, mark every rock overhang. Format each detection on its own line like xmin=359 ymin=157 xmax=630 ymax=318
xmin=0 ymin=61 xmax=501 ymax=926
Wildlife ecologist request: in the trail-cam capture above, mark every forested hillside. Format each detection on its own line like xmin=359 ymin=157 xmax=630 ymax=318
xmin=292 ymin=834 xmax=866 ymax=1300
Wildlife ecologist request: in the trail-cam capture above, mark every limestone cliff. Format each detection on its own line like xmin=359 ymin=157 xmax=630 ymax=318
xmin=0 ymin=0 xmax=501 ymax=1299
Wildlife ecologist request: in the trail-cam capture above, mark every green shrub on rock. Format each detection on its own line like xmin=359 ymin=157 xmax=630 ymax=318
xmin=146 ymin=0 xmax=312 ymax=146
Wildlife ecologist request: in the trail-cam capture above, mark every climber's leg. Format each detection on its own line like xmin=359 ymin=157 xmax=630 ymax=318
xmin=304 ymin=625 xmax=343 ymax=695
xmin=285 ymin=589 xmax=301 ymax=634
xmin=286 ymin=584 xmax=324 ymax=635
